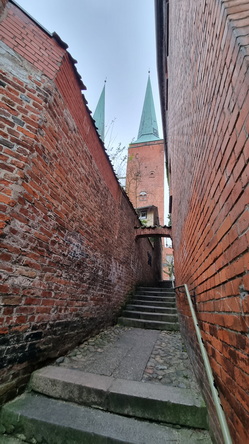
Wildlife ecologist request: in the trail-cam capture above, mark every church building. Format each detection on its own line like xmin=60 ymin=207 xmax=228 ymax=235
xmin=126 ymin=74 xmax=165 ymax=224
xmin=126 ymin=74 xmax=173 ymax=278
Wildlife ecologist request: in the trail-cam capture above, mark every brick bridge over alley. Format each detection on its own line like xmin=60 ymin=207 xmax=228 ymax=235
xmin=135 ymin=226 xmax=172 ymax=240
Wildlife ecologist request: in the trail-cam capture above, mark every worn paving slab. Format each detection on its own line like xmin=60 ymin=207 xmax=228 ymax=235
xmin=56 ymin=325 xmax=200 ymax=392
xmin=58 ymin=326 xmax=159 ymax=381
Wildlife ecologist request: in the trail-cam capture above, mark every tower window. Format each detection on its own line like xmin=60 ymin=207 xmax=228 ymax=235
xmin=149 ymin=171 xmax=155 ymax=178
xmin=139 ymin=191 xmax=147 ymax=201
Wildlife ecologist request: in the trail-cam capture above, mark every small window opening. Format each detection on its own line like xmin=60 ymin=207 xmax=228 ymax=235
xmin=139 ymin=210 xmax=147 ymax=220
xmin=139 ymin=191 xmax=147 ymax=201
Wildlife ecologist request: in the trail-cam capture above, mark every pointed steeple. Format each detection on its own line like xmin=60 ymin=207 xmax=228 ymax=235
xmin=93 ymin=81 xmax=106 ymax=141
xmin=134 ymin=74 xmax=160 ymax=144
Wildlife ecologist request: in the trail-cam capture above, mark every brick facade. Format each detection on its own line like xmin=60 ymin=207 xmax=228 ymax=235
xmin=156 ymin=1 xmax=249 ymax=442
xmin=0 ymin=1 xmax=161 ymax=404
xmin=126 ymin=140 xmax=165 ymax=224
xmin=126 ymin=139 xmax=169 ymax=279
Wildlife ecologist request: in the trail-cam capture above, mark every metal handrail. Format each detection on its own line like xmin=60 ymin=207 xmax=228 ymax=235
xmin=174 ymin=284 xmax=232 ymax=444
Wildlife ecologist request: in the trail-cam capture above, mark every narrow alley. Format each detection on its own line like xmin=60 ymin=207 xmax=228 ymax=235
xmin=0 ymin=286 xmax=212 ymax=443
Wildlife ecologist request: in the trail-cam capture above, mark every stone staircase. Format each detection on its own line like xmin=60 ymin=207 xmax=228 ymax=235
xmin=0 ymin=285 xmax=212 ymax=444
xmin=118 ymin=285 xmax=180 ymax=331
xmin=0 ymin=366 xmax=211 ymax=444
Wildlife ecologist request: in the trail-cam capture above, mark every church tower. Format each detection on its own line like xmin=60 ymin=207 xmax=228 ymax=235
xmin=126 ymin=74 xmax=165 ymax=226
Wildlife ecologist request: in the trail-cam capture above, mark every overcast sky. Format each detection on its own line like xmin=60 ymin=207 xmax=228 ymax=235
xmin=15 ymin=0 xmax=163 ymax=150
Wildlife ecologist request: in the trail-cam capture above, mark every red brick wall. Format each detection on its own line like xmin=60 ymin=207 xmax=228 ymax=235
xmin=164 ymin=1 xmax=249 ymax=443
xmin=0 ymin=1 xmax=160 ymax=404
xmin=126 ymin=140 xmax=165 ymax=224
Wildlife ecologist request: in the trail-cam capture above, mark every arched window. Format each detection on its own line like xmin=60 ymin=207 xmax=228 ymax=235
xmin=139 ymin=191 xmax=147 ymax=201
xmin=149 ymin=171 xmax=155 ymax=178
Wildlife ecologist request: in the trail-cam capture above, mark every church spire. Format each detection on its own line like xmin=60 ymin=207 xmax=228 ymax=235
xmin=134 ymin=74 xmax=160 ymax=144
xmin=93 ymin=81 xmax=106 ymax=142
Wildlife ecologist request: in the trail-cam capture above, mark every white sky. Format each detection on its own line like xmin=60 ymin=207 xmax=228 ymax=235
xmin=15 ymin=0 xmax=163 ymax=150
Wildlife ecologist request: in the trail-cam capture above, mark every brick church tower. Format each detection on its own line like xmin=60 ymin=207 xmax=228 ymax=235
xmin=126 ymin=74 xmax=165 ymax=225
xmin=126 ymin=75 xmax=173 ymax=279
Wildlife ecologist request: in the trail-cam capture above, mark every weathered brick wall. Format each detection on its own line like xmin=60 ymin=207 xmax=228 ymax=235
xmin=0 ymin=1 xmax=160 ymax=404
xmin=165 ymin=1 xmax=249 ymax=442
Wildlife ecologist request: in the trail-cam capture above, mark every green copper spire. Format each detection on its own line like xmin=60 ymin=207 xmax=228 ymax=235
xmin=93 ymin=82 xmax=106 ymax=141
xmin=135 ymin=74 xmax=160 ymax=143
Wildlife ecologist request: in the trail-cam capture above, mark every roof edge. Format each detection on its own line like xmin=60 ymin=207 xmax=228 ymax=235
xmin=10 ymin=0 xmax=52 ymax=36
xmin=9 ymin=0 xmax=86 ymax=91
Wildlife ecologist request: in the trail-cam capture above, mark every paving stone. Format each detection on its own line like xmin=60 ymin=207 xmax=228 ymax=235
xmin=58 ymin=326 xmax=159 ymax=381
xmin=55 ymin=325 xmax=200 ymax=393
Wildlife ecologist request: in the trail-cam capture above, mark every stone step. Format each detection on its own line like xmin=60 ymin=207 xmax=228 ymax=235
xmin=126 ymin=304 xmax=177 ymax=314
xmin=158 ymin=281 xmax=174 ymax=289
xmin=131 ymin=298 xmax=176 ymax=307
xmin=137 ymin=288 xmax=175 ymax=293
xmin=122 ymin=310 xmax=178 ymax=322
xmin=30 ymin=366 xmax=208 ymax=429
xmin=118 ymin=316 xmax=180 ymax=331
xmin=133 ymin=294 xmax=176 ymax=303
xmin=137 ymin=286 xmax=173 ymax=292
xmin=0 ymin=392 xmax=211 ymax=444
xmin=136 ymin=290 xmax=176 ymax=297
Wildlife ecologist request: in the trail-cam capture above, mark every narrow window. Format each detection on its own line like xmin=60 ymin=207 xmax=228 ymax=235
xmin=139 ymin=191 xmax=147 ymax=201
xmin=139 ymin=210 xmax=147 ymax=220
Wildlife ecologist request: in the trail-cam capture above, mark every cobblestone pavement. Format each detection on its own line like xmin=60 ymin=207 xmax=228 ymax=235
xmin=141 ymin=330 xmax=199 ymax=390
xmin=56 ymin=325 xmax=200 ymax=392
